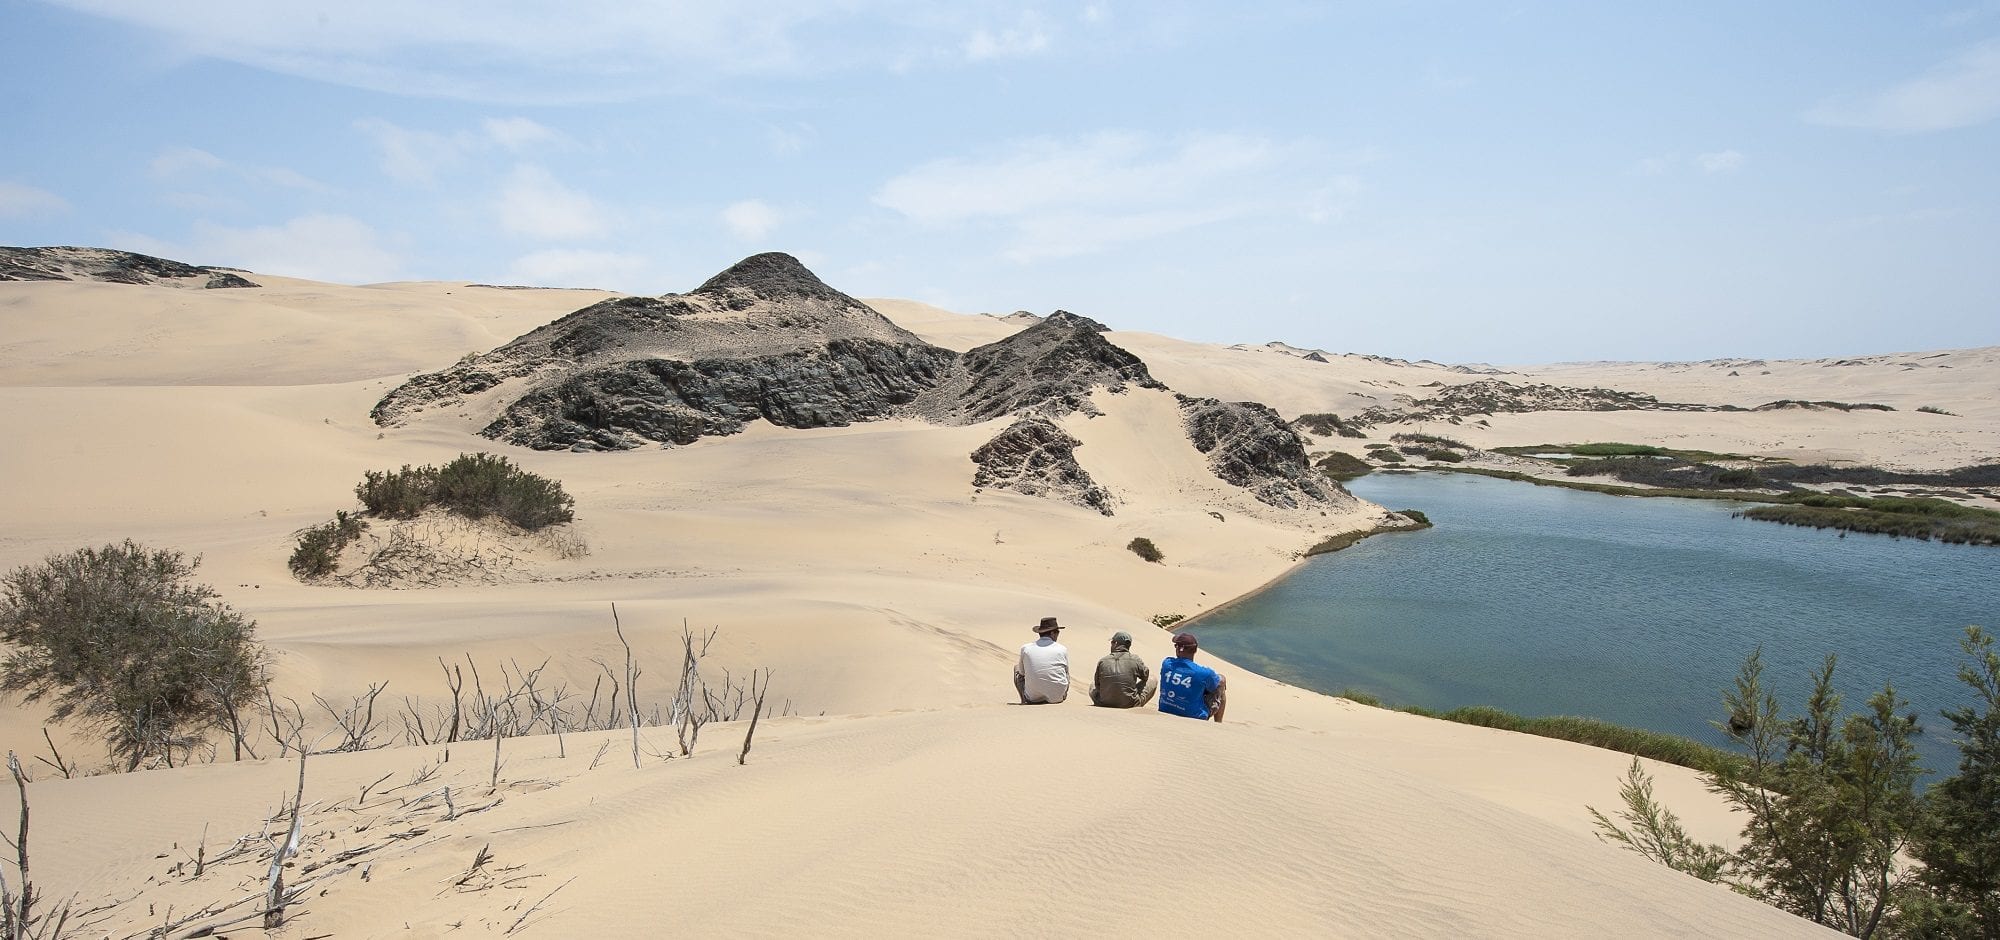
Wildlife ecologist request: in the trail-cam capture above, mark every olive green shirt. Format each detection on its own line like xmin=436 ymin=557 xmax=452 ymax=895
xmin=1090 ymin=650 xmax=1157 ymax=708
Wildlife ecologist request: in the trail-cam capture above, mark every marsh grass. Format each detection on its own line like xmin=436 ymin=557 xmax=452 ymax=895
xmin=1332 ymin=692 xmax=1741 ymax=774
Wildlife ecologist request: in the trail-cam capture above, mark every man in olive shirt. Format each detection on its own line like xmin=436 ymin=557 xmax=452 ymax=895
xmin=1089 ymin=631 xmax=1157 ymax=708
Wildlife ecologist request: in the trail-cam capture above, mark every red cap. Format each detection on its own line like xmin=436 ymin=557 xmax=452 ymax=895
xmin=1172 ymin=632 xmax=1198 ymax=651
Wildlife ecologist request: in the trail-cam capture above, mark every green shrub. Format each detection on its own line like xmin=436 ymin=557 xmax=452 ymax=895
xmin=354 ymin=453 xmax=574 ymax=531
xmin=1397 ymin=509 xmax=1431 ymax=526
xmin=1151 ymin=613 xmax=1185 ymax=628
xmin=1917 ymin=405 xmax=1956 ymax=416
xmin=356 ymin=464 xmax=437 ymax=518
xmin=1127 ymin=537 xmax=1164 ymax=563
xmin=1371 ymin=449 xmax=1405 ymax=464
xmin=1424 ymin=448 xmax=1464 ymax=463
xmin=1314 ymin=451 xmax=1373 ymax=480
xmin=1 ymin=541 xmax=266 ymax=770
xmin=1394 ymin=432 xmax=1471 ymax=449
xmin=289 ymin=510 xmax=366 ymax=579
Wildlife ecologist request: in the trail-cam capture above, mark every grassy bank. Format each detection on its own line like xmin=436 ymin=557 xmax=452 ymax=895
xmin=1337 ymin=690 xmax=1743 ymax=775
xmin=1303 ymin=512 xmax=1433 ymax=557
xmin=1427 ymin=467 xmax=2000 ymax=545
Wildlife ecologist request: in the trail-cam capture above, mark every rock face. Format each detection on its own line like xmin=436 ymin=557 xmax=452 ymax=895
xmin=0 ymin=246 xmax=260 ymax=288
xmin=373 ymin=252 xmax=958 ymax=450
xmin=1351 ymin=378 xmax=1720 ymax=426
xmin=1179 ymin=395 xmax=1348 ymax=509
xmin=970 ymin=417 xmax=1116 ymax=516
xmin=912 ymin=310 xmax=1163 ymax=423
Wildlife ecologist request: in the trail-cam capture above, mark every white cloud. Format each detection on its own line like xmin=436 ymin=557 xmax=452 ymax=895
xmin=965 ymin=12 xmax=1050 ymax=61
xmin=357 ymin=117 xmax=571 ymax=183
xmin=1301 ymin=176 xmax=1363 ymax=223
xmin=115 ymin=214 xmax=403 ymax=283
xmin=148 ymin=145 xmax=327 ymax=191
xmin=40 ymin=1 xmax=1077 ymax=103
xmin=721 ymin=200 xmax=782 ymax=240
xmin=764 ymin=122 xmax=814 ymax=156
xmin=875 ymin=131 xmax=1305 ymax=260
xmin=482 ymin=116 xmax=563 ymax=151
xmin=0 ymin=181 xmax=71 ymax=218
xmin=1806 ymin=39 xmax=2000 ymax=132
xmin=1696 ymin=149 xmax=1746 ymax=173
xmin=496 ymin=164 xmax=610 ymax=239
xmin=507 ymin=248 xmax=652 ymax=290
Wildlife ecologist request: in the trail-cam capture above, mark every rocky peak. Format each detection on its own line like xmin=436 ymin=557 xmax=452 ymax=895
xmin=693 ymin=251 xmax=850 ymax=304
xmin=913 ymin=310 xmax=1164 ymax=423
xmin=1179 ymin=395 xmax=1348 ymax=510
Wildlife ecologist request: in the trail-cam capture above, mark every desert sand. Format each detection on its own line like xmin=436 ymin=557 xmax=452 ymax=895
xmin=8 ymin=267 xmax=1988 ymax=936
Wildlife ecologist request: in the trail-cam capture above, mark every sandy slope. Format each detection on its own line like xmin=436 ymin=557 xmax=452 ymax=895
xmin=5 ymin=274 xmax=1978 ymax=936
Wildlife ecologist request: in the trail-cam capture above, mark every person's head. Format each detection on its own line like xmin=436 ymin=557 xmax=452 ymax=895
xmin=1034 ymin=616 xmax=1062 ymax=639
xmin=1109 ymin=630 xmax=1133 ymax=652
xmin=1172 ymin=632 xmax=1199 ymax=659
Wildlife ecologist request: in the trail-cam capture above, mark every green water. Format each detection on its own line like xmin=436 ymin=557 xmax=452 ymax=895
xmin=1191 ymin=472 xmax=1999 ymax=776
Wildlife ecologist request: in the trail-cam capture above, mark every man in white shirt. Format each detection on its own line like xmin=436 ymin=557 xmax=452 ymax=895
xmin=1014 ymin=617 xmax=1070 ymax=704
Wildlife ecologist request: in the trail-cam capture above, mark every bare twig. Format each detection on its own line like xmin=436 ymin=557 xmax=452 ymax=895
xmin=739 ymin=669 xmax=772 ymax=766
xmin=263 ymin=751 xmax=309 ymax=929
xmin=505 ymin=877 xmax=574 ymax=935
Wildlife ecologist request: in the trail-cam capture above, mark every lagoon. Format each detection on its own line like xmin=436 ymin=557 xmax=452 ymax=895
xmin=1193 ymin=471 xmax=2000 ymax=776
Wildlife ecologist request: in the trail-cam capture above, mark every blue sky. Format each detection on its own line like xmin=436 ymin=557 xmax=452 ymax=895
xmin=2 ymin=1 xmax=1996 ymax=363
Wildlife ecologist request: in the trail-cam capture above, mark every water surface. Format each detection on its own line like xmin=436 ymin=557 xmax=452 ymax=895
xmin=1193 ymin=472 xmax=2000 ymax=776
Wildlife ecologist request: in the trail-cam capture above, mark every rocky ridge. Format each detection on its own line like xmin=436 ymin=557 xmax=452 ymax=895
xmin=909 ymin=310 xmax=1163 ymax=424
xmin=0 ymin=246 xmax=258 ymax=288
xmin=1352 ymin=378 xmax=1720 ymax=426
xmin=969 ymin=417 xmax=1116 ymax=516
xmin=1179 ymin=395 xmax=1353 ymax=509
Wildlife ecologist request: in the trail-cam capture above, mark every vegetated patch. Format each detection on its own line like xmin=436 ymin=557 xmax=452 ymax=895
xmin=293 ymin=453 xmax=583 ymax=585
xmin=1313 ymin=451 xmax=1373 ymax=480
xmin=1392 ymin=432 xmax=1472 ymax=450
xmin=1739 ymin=496 xmax=2000 ymax=546
xmin=1492 ymin=442 xmax=1758 ymax=463
xmin=1565 ymin=457 xmax=1768 ymax=491
xmin=1292 ymin=412 xmax=1368 ymax=438
xmin=1127 ymin=537 xmax=1164 ymax=563
xmin=1151 ymin=613 xmax=1186 ymax=628
xmin=1333 ymin=689 xmax=1739 ymax=774
xmin=1423 ymin=448 xmax=1464 ymax=463
xmin=1752 ymin=399 xmax=1895 ymax=412
xmin=1917 ymin=405 xmax=1957 ymax=416
xmin=1303 ymin=511 xmax=1433 ymax=557
xmin=1370 ymin=449 xmax=1406 ymax=464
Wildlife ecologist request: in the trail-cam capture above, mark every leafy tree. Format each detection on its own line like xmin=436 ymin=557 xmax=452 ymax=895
xmin=1707 ymin=650 xmax=1922 ymax=938
xmin=0 ymin=542 xmax=266 ymax=770
xmin=1907 ymin=626 xmax=2000 ymax=937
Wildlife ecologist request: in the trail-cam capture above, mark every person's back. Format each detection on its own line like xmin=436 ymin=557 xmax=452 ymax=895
xmin=1015 ymin=617 xmax=1070 ymax=704
xmin=1158 ymin=632 xmax=1225 ymax=721
xmin=1090 ymin=631 xmax=1155 ymax=708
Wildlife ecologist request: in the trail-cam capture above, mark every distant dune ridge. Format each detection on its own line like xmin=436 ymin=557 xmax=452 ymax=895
xmin=4 ymin=245 xmax=1992 ymax=935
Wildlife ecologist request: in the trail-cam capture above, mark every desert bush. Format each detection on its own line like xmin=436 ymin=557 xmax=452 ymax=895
xmin=1293 ymin=413 xmax=1367 ymax=438
xmin=356 ymin=464 xmax=437 ymax=518
xmin=1393 ymin=432 xmax=1471 ymax=450
xmin=0 ymin=542 xmax=266 ymax=770
xmin=1314 ymin=451 xmax=1373 ymax=480
xmin=1916 ymin=405 xmax=1956 ymax=416
xmin=1371 ymin=449 xmax=1405 ymax=464
xmin=1127 ymin=537 xmax=1164 ymax=563
xmin=1423 ymin=449 xmax=1464 ymax=463
xmin=1151 ymin=613 xmax=1185 ymax=628
xmin=1397 ymin=509 xmax=1431 ymax=526
xmin=356 ymin=453 xmax=574 ymax=530
xmin=289 ymin=510 xmax=366 ymax=578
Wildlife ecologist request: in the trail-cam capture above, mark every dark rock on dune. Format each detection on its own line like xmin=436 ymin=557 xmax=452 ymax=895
xmin=486 ymin=338 xmax=956 ymax=451
xmin=0 ymin=246 xmax=259 ymax=287
xmin=1179 ymin=395 xmax=1347 ymax=509
xmin=374 ymin=252 xmax=961 ymax=449
xmin=913 ymin=309 xmax=1163 ymax=423
xmin=970 ymin=417 xmax=1116 ymax=515
xmin=1351 ymin=378 xmax=1721 ymax=426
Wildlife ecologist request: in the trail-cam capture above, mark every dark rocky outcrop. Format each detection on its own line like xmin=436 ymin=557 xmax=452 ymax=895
xmin=1179 ymin=395 xmax=1347 ymax=509
xmin=912 ymin=310 xmax=1163 ymax=423
xmin=374 ymin=252 xmax=960 ymax=450
xmin=0 ymin=246 xmax=259 ymax=288
xmin=970 ymin=417 xmax=1116 ymax=516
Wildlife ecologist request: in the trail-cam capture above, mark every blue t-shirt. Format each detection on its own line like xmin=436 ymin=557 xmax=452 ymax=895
xmin=1159 ymin=656 xmax=1221 ymax=719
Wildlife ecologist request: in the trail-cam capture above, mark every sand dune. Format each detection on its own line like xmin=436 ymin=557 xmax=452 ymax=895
xmin=5 ymin=267 xmax=1981 ymax=935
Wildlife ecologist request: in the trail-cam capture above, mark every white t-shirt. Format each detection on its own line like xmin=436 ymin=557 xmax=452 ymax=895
xmin=1018 ymin=637 xmax=1070 ymax=703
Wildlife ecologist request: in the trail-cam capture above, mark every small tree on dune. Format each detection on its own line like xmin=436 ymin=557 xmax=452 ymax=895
xmin=1904 ymin=626 xmax=2000 ymax=937
xmin=0 ymin=541 xmax=267 ymax=770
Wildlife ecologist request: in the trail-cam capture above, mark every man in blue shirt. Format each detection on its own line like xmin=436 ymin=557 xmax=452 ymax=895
xmin=1159 ymin=632 xmax=1226 ymax=722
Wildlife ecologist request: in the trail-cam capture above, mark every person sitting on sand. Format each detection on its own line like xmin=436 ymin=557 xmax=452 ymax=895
xmin=1014 ymin=617 xmax=1070 ymax=704
xmin=1159 ymin=632 xmax=1225 ymax=722
xmin=1089 ymin=630 xmax=1156 ymax=708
